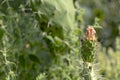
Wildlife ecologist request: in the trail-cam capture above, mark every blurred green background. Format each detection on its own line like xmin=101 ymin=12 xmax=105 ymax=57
xmin=0 ymin=0 xmax=120 ymax=80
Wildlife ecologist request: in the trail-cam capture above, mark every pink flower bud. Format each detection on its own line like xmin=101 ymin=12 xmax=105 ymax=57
xmin=85 ymin=26 xmax=96 ymax=41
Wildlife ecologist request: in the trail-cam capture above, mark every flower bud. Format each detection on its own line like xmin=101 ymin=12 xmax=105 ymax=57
xmin=86 ymin=26 xmax=96 ymax=41
xmin=81 ymin=26 xmax=97 ymax=62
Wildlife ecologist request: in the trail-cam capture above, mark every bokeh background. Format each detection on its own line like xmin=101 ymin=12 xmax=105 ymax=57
xmin=0 ymin=0 xmax=120 ymax=80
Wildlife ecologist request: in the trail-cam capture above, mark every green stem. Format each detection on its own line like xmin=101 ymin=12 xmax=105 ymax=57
xmin=83 ymin=62 xmax=92 ymax=80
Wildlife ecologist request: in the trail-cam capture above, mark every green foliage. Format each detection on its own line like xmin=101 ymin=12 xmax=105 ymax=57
xmin=0 ymin=27 xmax=4 ymax=41
xmin=36 ymin=73 xmax=46 ymax=80
xmin=29 ymin=0 xmax=84 ymax=80
xmin=0 ymin=0 xmax=83 ymax=80
xmin=81 ymin=40 xmax=96 ymax=62
xmin=30 ymin=0 xmax=76 ymax=38
xmin=0 ymin=0 xmax=119 ymax=80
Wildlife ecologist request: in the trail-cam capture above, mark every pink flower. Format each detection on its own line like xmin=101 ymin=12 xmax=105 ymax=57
xmin=85 ymin=26 xmax=96 ymax=41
